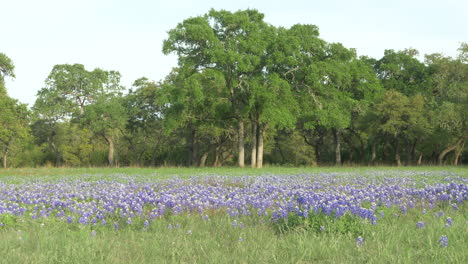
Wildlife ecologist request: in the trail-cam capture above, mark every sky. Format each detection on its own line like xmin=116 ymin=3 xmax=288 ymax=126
xmin=2 ymin=0 xmax=467 ymax=106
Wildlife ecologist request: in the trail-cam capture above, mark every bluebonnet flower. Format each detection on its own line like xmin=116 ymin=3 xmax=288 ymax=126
xmin=422 ymin=209 xmax=427 ymax=214
xmin=379 ymin=211 xmax=384 ymax=218
xmin=144 ymin=220 xmax=149 ymax=227
xmin=232 ymin=220 xmax=237 ymax=227
xmin=356 ymin=236 xmax=364 ymax=247
xmin=168 ymin=224 xmax=173 ymax=229
xmin=451 ymin=204 xmax=458 ymax=210
xmin=79 ymin=216 xmax=88 ymax=225
xmin=114 ymin=222 xmax=119 ymax=230
xmin=439 ymin=235 xmax=448 ymax=247
xmin=416 ymin=221 xmax=425 ymax=229
xmin=0 ymin=171 xmax=465 ymax=232
xmin=400 ymin=206 xmax=408 ymax=214
xmin=90 ymin=230 xmax=97 ymax=237
xmin=126 ymin=218 xmax=132 ymax=225
xmin=101 ymin=219 xmax=106 ymax=226
xmin=175 ymin=224 xmax=180 ymax=229
xmin=238 ymin=237 xmax=244 ymax=242
xmin=445 ymin=217 xmax=452 ymax=227
xmin=320 ymin=226 xmax=325 ymax=231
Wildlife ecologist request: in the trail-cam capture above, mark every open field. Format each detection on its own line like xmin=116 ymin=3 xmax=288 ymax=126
xmin=0 ymin=167 xmax=467 ymax=263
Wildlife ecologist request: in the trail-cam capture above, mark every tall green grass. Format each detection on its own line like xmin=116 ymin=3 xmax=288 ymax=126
xmin=1 ymin=203 xmax=466 ymax=263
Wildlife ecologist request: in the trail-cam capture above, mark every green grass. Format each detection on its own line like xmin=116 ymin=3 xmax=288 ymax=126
xmin=1 ymin=204 xmax=466 ymax=263
xmin=0 ymin=167 xmax=467 ymax=263
xmin=0 ymin=165 xmax=466 ymax=179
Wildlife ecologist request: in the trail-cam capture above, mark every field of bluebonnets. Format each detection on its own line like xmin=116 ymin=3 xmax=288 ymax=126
xmin=0 ymin=167 xmax=467 ymax=263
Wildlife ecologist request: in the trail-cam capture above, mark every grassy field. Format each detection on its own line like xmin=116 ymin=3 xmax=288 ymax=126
xmin=0 ymin=167 xmax=467 ymax=263
xmin=0 ymin=165 xmax=467 ymax=178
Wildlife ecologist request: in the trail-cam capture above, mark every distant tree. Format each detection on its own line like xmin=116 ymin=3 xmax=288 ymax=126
xmin=0 ymin=53 xmax=15 ymax=96
xmin=81 ymin=96 xmax=127 ymax=166
xmin=425 ymin=43 xmax=468 ymax=165
xmin=375 ymin=49 xmax=428 ymax=96
xmin=124 ymin=78 xmax=165 ymax=166
xmin=163 ymin=9 xmax=276 ymax=168
xmin=373 ymin=90 xmax=430 ymax=166
xmin=33 ymin=64 xmax=125 ymax=166
xmin=38 ymin=64 xmax=123 ymax=116
xmin=0 ymin=96 xmax=30 ymax=168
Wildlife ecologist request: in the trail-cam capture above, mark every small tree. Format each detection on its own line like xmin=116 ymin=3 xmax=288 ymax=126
xmin=81 ymin=96 xmax=127 ymax=166
xmin=0 ymin=96 xmax=30 ymax=168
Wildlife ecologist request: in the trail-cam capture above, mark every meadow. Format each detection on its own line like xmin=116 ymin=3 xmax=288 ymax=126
xmin=0 ymin=167 xmax=467 ymax=263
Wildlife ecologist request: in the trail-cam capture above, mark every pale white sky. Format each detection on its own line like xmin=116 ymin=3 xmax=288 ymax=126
xmin=2 ymin=0 xmax=467 ymax=106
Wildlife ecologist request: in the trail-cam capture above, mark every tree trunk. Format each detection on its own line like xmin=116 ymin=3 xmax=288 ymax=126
xmin=187 ymin=128 xmax=196 ymax=166
xmin=439 ymin=137 xmax=464 ymax=165
xmin=453 ymin=140 xmax=465 ymax=166
xmin=251 ymin=121 xmax=257 ymax=168
xmin=51 ymin=141 xmax=61 ymax=167
xmin=238 ymin=120 xmax=245 ymax=168
xmin=200 ymin=151 xmax=209 ymax=167
xmin=151 ymin=146 xmax=159 ymax=167
xmin=333 ymin=129 xmax=342 ymax=166
xmin=256 ymin=125 xmax=265 ymax=168
xmin=409 ymin=139 xmax=417 ymax=165
xmin=381 ymin=138 xmax=388 ymax=162
xmin=371 ymin=142 xmax=377 ymax=165
xmin=213 ymin=145 xmax=221 ymax=167
xmin=103 ymin=134 xmax=115 ymax=166
xmin=417 ymin=152 xmax=423 ymax=166
xmin=394 ymin=139 xmax=401 ymax=167
xmin=2 ymin=152 xmax=7 ymax=168
xmin=191 ymin=129 xmax=198 ymax=167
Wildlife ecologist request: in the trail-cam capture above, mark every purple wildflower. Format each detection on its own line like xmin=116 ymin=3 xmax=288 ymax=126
xmin=79 ymin=216 xmax=88 ymax=225
xmin=416 ymin=221 xmax=425 ymax=229
xmin=356 ymin=236 xmax=364 ymax=247
xmin=445 ymin=217 xmax=452 ymax=227
xmin=439 ymin=235 xmax=448 ymax=247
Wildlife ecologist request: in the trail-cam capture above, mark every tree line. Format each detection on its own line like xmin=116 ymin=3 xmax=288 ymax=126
xmin=1 ymin=9 xmax=467 ymax=168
